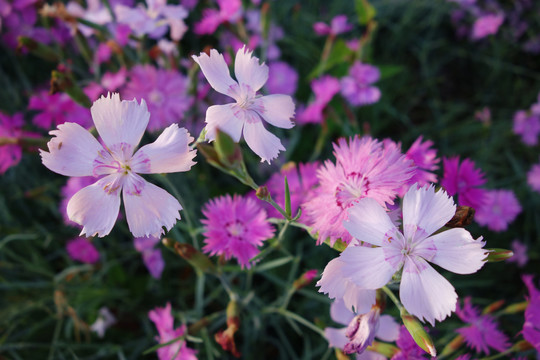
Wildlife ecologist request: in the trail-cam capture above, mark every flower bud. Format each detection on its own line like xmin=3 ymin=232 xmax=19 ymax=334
xmin=343 ymin=305 xmax=380 ymax=354
xmin=485 ymin=248 xmax=514 ymax=262
xmin=445 ymin=206 xmax=475 ymax=228
xmin=173 ymin=243 xmax=216 ymax=274
xmin=215 ymin=300 xmax=241 ymax=358
xmin=401 ymin=313 xmax=437 ymax=357
xmin=292 ymin=270 xmax=318 ymax=290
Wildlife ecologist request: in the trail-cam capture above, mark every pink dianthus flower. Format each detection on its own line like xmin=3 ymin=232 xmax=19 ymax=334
xmin=66 ymin=237 xmax=100 ymax=264
xmin=29 ymin=90 xmax=92 ymax=130
xmin=297 ymin=75 xmax=340 ymax=125
xmin=471 ymin=14 xmax=504 ymax=40
xmin=522 ymin=275 xmax=540 ymax=351
xmin=397 ymin=136 xmax=439 ymax=196
xmin=303 ymin=136 xmax=414 ymax=245
xmin=440 ymin=156 xmax=486 ymax=210
xmin=0 ymin=112 xmax=38 ymax=174
xmin=134 ymin=236 xmax=164 ymax=279
xmin=513 ymin=110 xmax=540 ymax=146
xmin=201 ymin=194 xmax=274 ymax=268
xmin=340 ymin=62 xmax=381 ymax=107
xmin=508 ymin=240 xmax=528 ymax=268
xmin=456 ymin=297 xmax=510 ymax=354
xmin=122 ymin=65 xmax=193 ymax=132
xmin=148 ymin=303 xmax=197 ymax=360
xmin=194 ymin=0 xmax=242 ymax=35
xmin=266 ymin=61 xmax=298 ymax=96
xmin=41 ymin=93 xmax=197 ymax=238
xmin=475 ymin=189 xmax=521 ymax=232
xmin=313 ymin=15 xmax=353 ymax=37
xmin=193 ymin=46 xmax=295 ymax=163
xmin=527 ymin=160 xmax=540 ymax=193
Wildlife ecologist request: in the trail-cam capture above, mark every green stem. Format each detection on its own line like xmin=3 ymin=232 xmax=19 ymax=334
xmin=265 ymin=308 xmax=326 ymax=339
xmin=381 ymin=285 xmax=405 ymax=313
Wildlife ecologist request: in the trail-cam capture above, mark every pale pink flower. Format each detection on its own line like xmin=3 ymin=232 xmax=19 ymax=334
xmin=471 ymin=14 xmax=504 ymax=40
xmin=40 ymin=93 xmax=197 ymax=238
xmin=115 ymin=0 xmax=188 ymax=41
xmin=297 ymin=75 xmax=340 ymax=124
xmin=0 ymin=112 xmax=38 ymax=174
xmin=456 ymin=297 xmax=510 ymax=354
xmin=513 ymin=110 xmax=540 ymax=146
xmin=201 ymin=194 xmax=274 ymax=268
xmin=320 ymin=184 xmax=486 ymax=325
xmin=90 ymin=307 xmax=116 ymax=338
xmin=122 ymin=65 xmax=192 ymax=132
xmin=508 ymin=240 xmax=528 ymax=267
xmin=194 ymin=0 xmax=242 ymax=35
xmin=340 ymin=62 xmax=381 ymax=107
xmin=527 ymin=160 xmax=540 ymax=193
xmin=148 ymin=303 xmax=198 ymax=360
xmin=66 ymin=237 xmax=100 ymax=264
xmin=66 ymin=0 xmax=133 ymax=37
xmin=475 ymin=189 xmax=521 ymax=232
xmin=313 ymin=15 xmax=353 ymax=36
xmin=29 ymin=90 xmax=92 ymax=130
xmin=440 ymin=156 xmax=486 ymax=210
xmin=303 ymin=136 xmax=414 ymax=245
xmin=134 ymin=236 xmax=164 ymax=279
xmin=193 ymin=46 xmax=295 ymax=163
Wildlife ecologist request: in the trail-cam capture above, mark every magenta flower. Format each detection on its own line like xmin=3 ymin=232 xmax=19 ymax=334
xmin=148 ymin=303 xmax=198 ymax=360
xmin=263 ymin=162 xmax=319 ymax=220
xmin=297 ymin=75 xmax=340 ymax=125
xmin=471 ymin=14 xmax=504 ymax=40
xmin=122 ymin=65 xmax=193 ymax=132
xmin=66 ymin=237 xmax=100 ymax=264
xmin=513 ymin=110 xmax=540 ymax=146
xmin=392 ymin=325 xmax=430 ymax=360
xmin=508 ymin=240 xmax=528 ymax=268
xmin=340 ymin=62 xmax=381 ymax=107
xmin=193 ymin=46 xmax=295 ymax=163
xmin=400 ymin=136 xmax=439 ymax=194
xmin=29 ymin=90 xmax=92 ymax=130
xmin=41 ymin=93 xmax=197 ymax=238
xmin=303 ymin=136 xmax=414 ymax=245
xmin=456 ymin=297 xmax=510 ymax=354
xmin=522 ymin=275 xmax=540 ymax=351
xmin=313 ymin=15 xmax=353 ymax=37
xmin=527 ymin=160 xmax=540 ymax=193
xmin=66 ymin=0 xmax=133 ymax=37
xmin=266 ymin=62 xmax=298 ymax=96
xmin=475 ymin=189 xmax=521 ymax=231
xmin=134 ymin=236 xmax=164 ymax=279
xmin=440 ymin=156 xmax=486 ymax=210
xmin=320 ymin=185 xmax=486 ymax=325
xmin=201 ymin=194 xmax=275 ymax=268
xmin=0 ymin=112 xmax=37 ymax=174
xmin=194 ymin=0 xmax=242 ymax=35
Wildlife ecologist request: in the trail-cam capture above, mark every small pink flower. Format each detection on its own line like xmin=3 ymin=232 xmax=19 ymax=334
xmin=0 ymin=112 xmax=38 ymax=174
xmin=201 ymin=194 xmax=274 ymax=268
xmin=66 ymin=237 xmax=100 ymax=264
xmin=297 ymin=76 xmax=340 ymax=124
xmin=90 ymin=307 xmax=116 ymax=338
xmin=193 ymin=46 xmax=295 ymax=163
xmin=475 ymin=189 xmax=521 ymax=232
xmin=29 ymin=90 xmax=92 ymax=130
xmin=522 ymin=275 xmax=540 ymax=351
xmin=148 ymin=303 xmax=198 ymax=360
xmin=400 ymin=136 xmax=439 ymax=194
xmin=508 ymin=240 xmax=528 ymax=268
xmin=527 ymin=160 xmax=540 ymax=193
xmin=41 ymin=93 xmax=197 ymax=238
xmin=471 ymin=14 xmax=504 ymax=40
xmin=265 ymin=61 xmax=298 ymax=96
xmin=456 ymin=297 xmax=510 ymax=354
xmin=194 ymin=0 xmax=242 ymax=35
xmin=313 ymin=15 xmax=353 ymax=36
xmin=513 ymin=110 xmax=540 ymax=146
xmin=134 ymin=236 xmax=164 ymax=279
xmin=440 ymin=156 xmax=486 ymax=210
xmin=340 ymin=62 xmax=381 ymax=107
xmin=303 ymin=136 xmax=414 ymax=245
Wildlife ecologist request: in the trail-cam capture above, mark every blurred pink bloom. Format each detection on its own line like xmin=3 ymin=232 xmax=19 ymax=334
xmin=122 ymin=65 xmax=192 ymax=132
xmin=194 ymin=0 xmax=242 ymax=35
xmin=513 ymin=110 xmax=540 ymax=146
xmin=202 ymin=194 xmax=274 ymax=268
xmin=340 ymin=62 xmax=381 ymax=107
xmin=297 ymin=75 xmax=340 ymax=124
xmin=193 ymin=46 xmax=295 ymax=163
xmin=266 ymin=62 xmax=298 ymax=96
xmin=90 ymin=307 xmax=116 ymax=338
xmin=102 ymin=68 xmax=127 ymax=92
xmin=320 ymin=185 xmax=486 ymax=325
xmin=148 ymin=303 xmax=197 ymax=360
xmin=522 ymin=275 xmax=540 ymax=351
xmin=401 ymin=136 xmax=439 ymax=194
xmin=134 ymin=236 xmax=164 ymax=279
xmin=303 ymin=136 xmax=414 ymax=245
xmin=471 ymin=14 xmax=504 ymax=40
xmin=313 ymin=15 xmax=353 ymax=36
xmin=475 ymin=189 xmax=521 ymax=232
xmin=508 ymin=240 xmax=528 ymax=268
xmin=263 ymin=162 xmax=319 ymax=220
xmin=456 ymin=297 xmax=509 ymax=354
xmin=392 ymin=325 xmax=430 ymax=360
xmin=474 ymin=107 xmax=491 ymax=124
xmin=116 ymin=0 xmax=188 ymax=41
xmin=527 ymin=160 xmax=540 ymax=193
xmin=29 ymin=90 xmax=92 ymax=130
xmin=66 ymin=237 xmax=100 ymax=264
xmin=0 ymin=112 xmax=37 ymax=174
xmin=66 ymin=0 xmax=133 ymax=37
xmin=440 ymin=156 xmax=486 ymax=210
xmin=41 ymin=93 xmax=197 ymax=238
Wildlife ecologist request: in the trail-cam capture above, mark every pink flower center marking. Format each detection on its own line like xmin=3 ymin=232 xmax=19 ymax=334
xmin=335 ymin=172 xmax=370 ymax=209
xmin=225 ymin=221 xmax=245 ymax=238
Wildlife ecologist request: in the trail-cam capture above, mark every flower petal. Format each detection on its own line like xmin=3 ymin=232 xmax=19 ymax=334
xmin=376 ymin=315 xmax=400 ymax=342
xmin=243 ymin=118 xmax=285 ymax=164
xmin=424 ymin=229 xmax=486 ymax=274
xmin=66 ymin=174 xmax=121 ymax=237
xmin=123 ymin=174 xmax=182 ymax=238
xmin=205 ymin=104 xmax=244 ymax=142
xmin=324 ymin=327 xmax=348 ymax=350
xmin=255 ymin=94 xmax=295 ymax=129
xmin=340 ymin=246 xmax=397 ymax=289
xmin=133 ymin=124 xmax=196 ymax=174
xmin=331 ymin=299 xmax=356 ymax=325
xmin=402 ymin=184 xmax=456 ymax=240
xmin=400 ymin=258 xmax=457 ymax=326
xmin=40 ymin=122 xmax=104 ymax=177
xmin=91 ymin=93 xmax=149 ymax=151
xmin=192 ymin=49 xmax=237 ymax=96
xmin=234 ymin=45 xmax=268 ymax=92
xmin=344 ymin=198 xmax=397 ymax=247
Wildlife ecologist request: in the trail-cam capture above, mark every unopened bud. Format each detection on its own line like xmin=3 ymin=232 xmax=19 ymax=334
xmin=500 ymin=301 xmax=528 ymax=314
xmin=215 ymin=300 xmax=241 ymax=358
xmin=215 ymin=129 xmax=243 ymax=166
xmin=445 ymin=206 xmax=475 ymax=228
xmin=51 ymin=70 xmax=92 ymax=108
xmin=173 ymin=243 xmax=215 ymax=274
xmin=482 ymin=300 xmax=505 ymax=314
xmin=256 ymin=186 xmax=270 ymax=201
xmin=485 ymin=248 xmax=514 ymax=262
xmin=292 ymin=270 xmax=318 ymax=290
xmin=440 ymin=334 xmax=464 ymax=357
xmin=344 ymin=306 xmax=380 ymax=354
xmin=512 ymin=340 xmax=534 ymax=351
xmin=367 ymin=341 xmax=400 ymax=357
xmin=401 ymin=313 xmax=437 ymax=357
xmin=18 ymin=36 xmax=60 ymax=62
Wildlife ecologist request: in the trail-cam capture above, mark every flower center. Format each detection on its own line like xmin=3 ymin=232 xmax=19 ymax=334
xmin=226 ymin=221 xmax=245 ymax=238
xmin=335 ymin=172 xmax=370 ymax=209
xmin=149 ymin=90 xmax=164 ymax=105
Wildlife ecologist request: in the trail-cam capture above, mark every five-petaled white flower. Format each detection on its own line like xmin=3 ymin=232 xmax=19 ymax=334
xmin=318 ymin=184 xmax=487 ymax=325
xmin=193 ymin=46 xmax=295 ymax=163
xmin=41 ymin=93 xmax=196 ymax=238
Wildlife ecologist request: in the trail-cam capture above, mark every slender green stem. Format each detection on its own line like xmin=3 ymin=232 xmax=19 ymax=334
xmin=381 ymin=285 xmax=405 ymax=312
xmin=265 ymin=308 xmax=326 ymax=338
